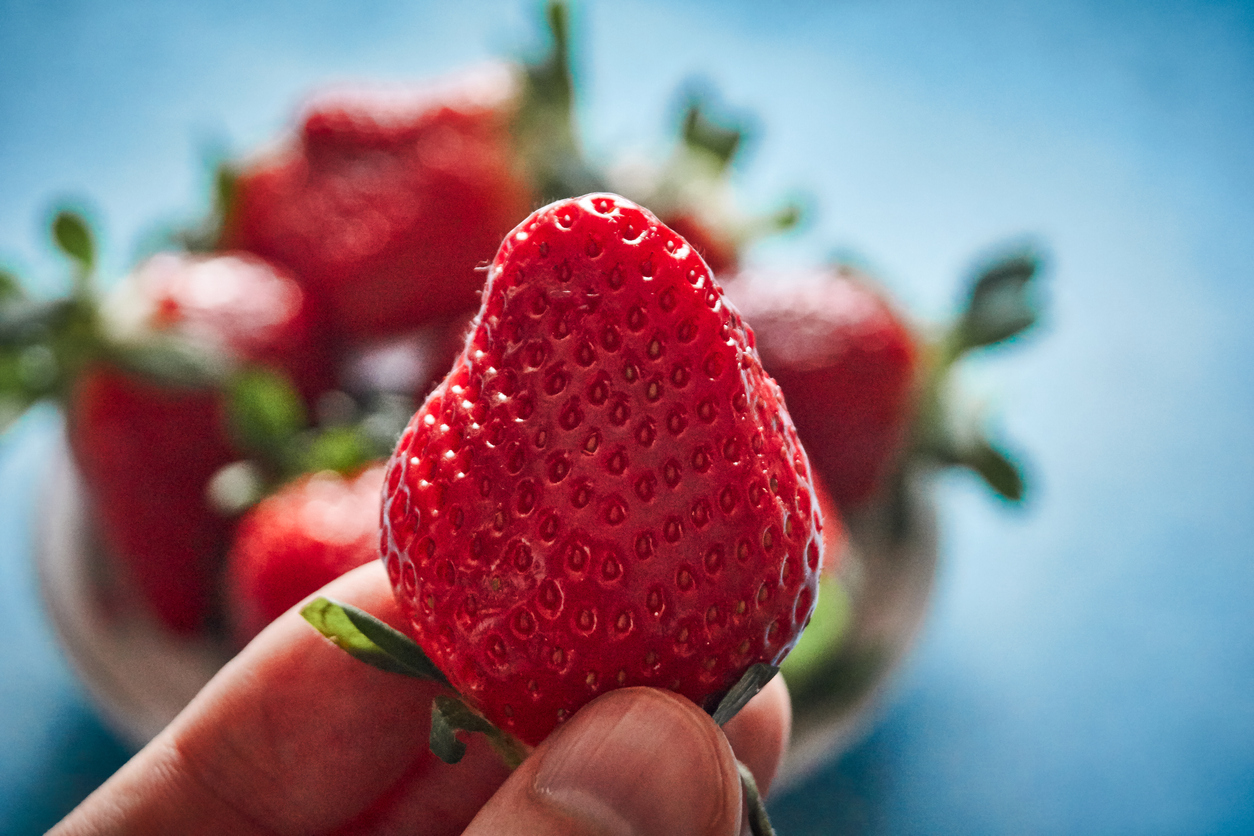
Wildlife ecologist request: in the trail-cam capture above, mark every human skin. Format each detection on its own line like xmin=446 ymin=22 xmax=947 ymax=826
xmin=50 ymin=562 xmax=791 ymax=836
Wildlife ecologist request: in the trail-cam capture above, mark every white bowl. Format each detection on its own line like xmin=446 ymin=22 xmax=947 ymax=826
xmin=34 ymin=436 xmax=232 ymax=750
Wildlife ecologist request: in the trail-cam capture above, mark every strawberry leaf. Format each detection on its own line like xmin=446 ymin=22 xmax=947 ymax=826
xmin=301 ymin=597 xmax=451 ymax=686
xmin=710 ymin=663 xmax=779 ymax=726
xmin=430 ymin=694 xmax=528 ymax=768
xmin=517 ymin=1 xmax=603 ymax=201
xmin=961 ymin=438 xmax=1025 ymax=502
xmin=110 ymin=338 xmax=228 ymax=389
xmin=51 ymin=210 xmax=95 ymax=278
xmin=299 ymin=425 xmax=374 ymax=476
xmin=680 ymin=92 xmax=747 ymax=173
xmin=227 ymin=367 xmax=307 ymax=458
xmin=952 ymin=250 xmax=1041 ymax=354
xmin=430 ymin=696 xmax=473 ymax=764
xmin=0 ymin=299 xmax=75 ymax=347
xmin=0 ymin=268 xmax=23 ymax=303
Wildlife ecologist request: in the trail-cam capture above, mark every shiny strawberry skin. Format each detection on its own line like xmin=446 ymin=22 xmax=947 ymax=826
xmin=380 ymin=194 xmax=822 ymax=746
xmin=226 ymin=465 xmax=385 ymax=646
xmin=68 ymin=253 xmax=328 ymax=633
xmin=222 ymin=66 xmax=537 ymax=343
xmin=726 ymin=267 xmax=918 ymax=508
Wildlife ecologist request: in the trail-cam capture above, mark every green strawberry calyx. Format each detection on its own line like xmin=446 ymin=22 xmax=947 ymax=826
xmin=911 ymin=245 xmax=1045 ymax=504
xmin=0 ymin=210 xmax=231 ymax=435
xmin=301 ymin=595 xmax=780 ymax=835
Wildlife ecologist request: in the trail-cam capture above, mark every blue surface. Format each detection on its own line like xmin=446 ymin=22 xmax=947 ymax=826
xmin=3 ymin=1 xmax=1253 ymax=833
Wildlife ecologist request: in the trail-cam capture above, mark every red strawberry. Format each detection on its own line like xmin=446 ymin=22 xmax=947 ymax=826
xmin=221 ymin=64 xmax=537 ymax=343
xmin=724 ymin=265 xmax=919 ymax=509
xmin=379 ymin=194 xmax=823 ymax=746
xmin=68 ymin=252 xmax=329 ymax=633
xmin=225 ymin=464 xmax=385 ymax=646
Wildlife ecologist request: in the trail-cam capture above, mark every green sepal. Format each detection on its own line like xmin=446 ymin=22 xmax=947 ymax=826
xmin=226 ymin=366 xmax=307 ymax=457
xmin=0 ymin=299 xmax=76 ymax=348
xmin=957 ymin=438 xmax=1025 ymax=502
xmin=516 ymin=2 xmax=604 ymax=201
xmin=298 ymin=425 xmax=375 ymax=476
xmin=430 ymin=695 xmax=529 ymax=769
xmin=0 ymin=268 xmax=24 ymax=303
xmin=737 ymin=760 xmax=777 ymax=836
xmin=710 ymin=663 xmax=779 ymax=726
xmin=301 ymin=597 xmax=452 ymax=686
xmin=680 ymin=93 xmax=747 ymax=173
xmin=951 ymin=249 xmax=1042 ymax=356
xmin=430 ymin=696 xmax=474 ymax=764
xmin=108 ymin=337 xmax=229 ymax=389
xmin=0 ymin=390 xmax=35 ymax=436
xmin=52 ymin=210 xmax=96 ymax=277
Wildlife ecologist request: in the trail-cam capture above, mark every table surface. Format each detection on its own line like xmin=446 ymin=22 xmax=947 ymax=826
xmin=3 ymin=1 xmax=1253 ymax=833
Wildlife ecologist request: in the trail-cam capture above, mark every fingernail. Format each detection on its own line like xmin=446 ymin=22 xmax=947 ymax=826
xmin=534 ymin=688 xmax=735 ymax=836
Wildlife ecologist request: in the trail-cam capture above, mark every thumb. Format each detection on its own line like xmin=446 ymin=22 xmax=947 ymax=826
xmin=462 ymin=687 xmax=743 ymax=836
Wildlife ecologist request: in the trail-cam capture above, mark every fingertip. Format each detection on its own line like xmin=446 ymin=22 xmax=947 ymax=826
xmin=464 ymin=688 xmax=742 ymax=836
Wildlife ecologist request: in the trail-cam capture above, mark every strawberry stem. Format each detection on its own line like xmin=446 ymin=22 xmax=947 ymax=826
xmin=738 ymin=760 xmax=777 ymax=836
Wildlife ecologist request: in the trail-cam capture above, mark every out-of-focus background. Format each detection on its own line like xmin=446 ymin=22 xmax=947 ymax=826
xmin=2 ymin=1 xmax=1252 ymax=832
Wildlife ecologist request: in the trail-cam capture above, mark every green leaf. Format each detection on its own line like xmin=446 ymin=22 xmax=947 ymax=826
xmin=0 ymin=269 xmax=24 ymax=303
xmin=214 ymin=161 xmax=238 ymax=220
xmin=227 ymin=366 xmax=307 ymax=456
xmin=526 ymin=1 xmax=574 ymax=113
xmin=110 ymin=338 xmax=228 ymax=388
xmin=962 ymin=439 xmax=1026 ymax=502
xmin=430 ymin=694 xmax=529 ymax=769
xmin=680 ymin=94 xmax=747 ymax=172
xmin=52 ymin=210 xmax=95 ymax=274
xmin=953 ymin=250 xmax=1041 ymax=353
xmin=0 ymin=392 xmax=33 ymax=436
xmin=710 ymin=663 xmax=779 ymax=726
xmin=301 ymin=597 xmax=451 ymax=685
xmin=430 ymin=695 xmax=501 ymax=765
xmin=0 ymin=299 xmax=74 ymax=348
xmin=737 ymin=760 xmax=777 ymax=836
xmin=300 ymin=425 xmax=373 ymax=476
xmin=430 ymin=697 xmax=471 ymax=764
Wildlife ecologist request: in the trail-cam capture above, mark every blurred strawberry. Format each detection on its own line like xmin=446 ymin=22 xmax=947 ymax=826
xmin=225 ymin=464 xmax=385 ymax=646
xmin=218 ymin=3 xmax=598 ymax=343
xmin=1 ymin=212 xmax=332 ymax=633
xmin=729 ymin=250 xmax=1043 ymax=512
xmin=726 ymin=264 xmax=920 ymax=508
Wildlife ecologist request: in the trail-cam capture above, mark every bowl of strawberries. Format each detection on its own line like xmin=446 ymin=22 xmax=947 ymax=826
xmin=16 ymin=1 xmax=1043 ymax=791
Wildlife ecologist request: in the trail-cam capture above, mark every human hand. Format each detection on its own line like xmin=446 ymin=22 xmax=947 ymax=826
xmin=51 ymin=562 xmax=792 ymax=836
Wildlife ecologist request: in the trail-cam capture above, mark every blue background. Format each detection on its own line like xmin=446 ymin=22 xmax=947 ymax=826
xmin=3 ymin=1 xmax=1253 ymax=833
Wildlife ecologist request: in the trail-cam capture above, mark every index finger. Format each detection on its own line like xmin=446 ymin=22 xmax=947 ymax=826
xmin=52 ymin=562 xmax=511 ymax=836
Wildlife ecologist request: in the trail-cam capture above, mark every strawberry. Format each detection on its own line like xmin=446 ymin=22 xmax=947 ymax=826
xmin=379 ymin=194 xmax=823 ymax=746
xmin=220 ymin=64 xmax=536 ymax=342
xmin=217 ymin=5 xmax=600 ymax=345
xmin=58 ymin=248 xmax=330 ymax=633
xmin=724 ymin=265 xmax=919 ymax=509
xmin=225 ymin=464 xmax=385 ymax=646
